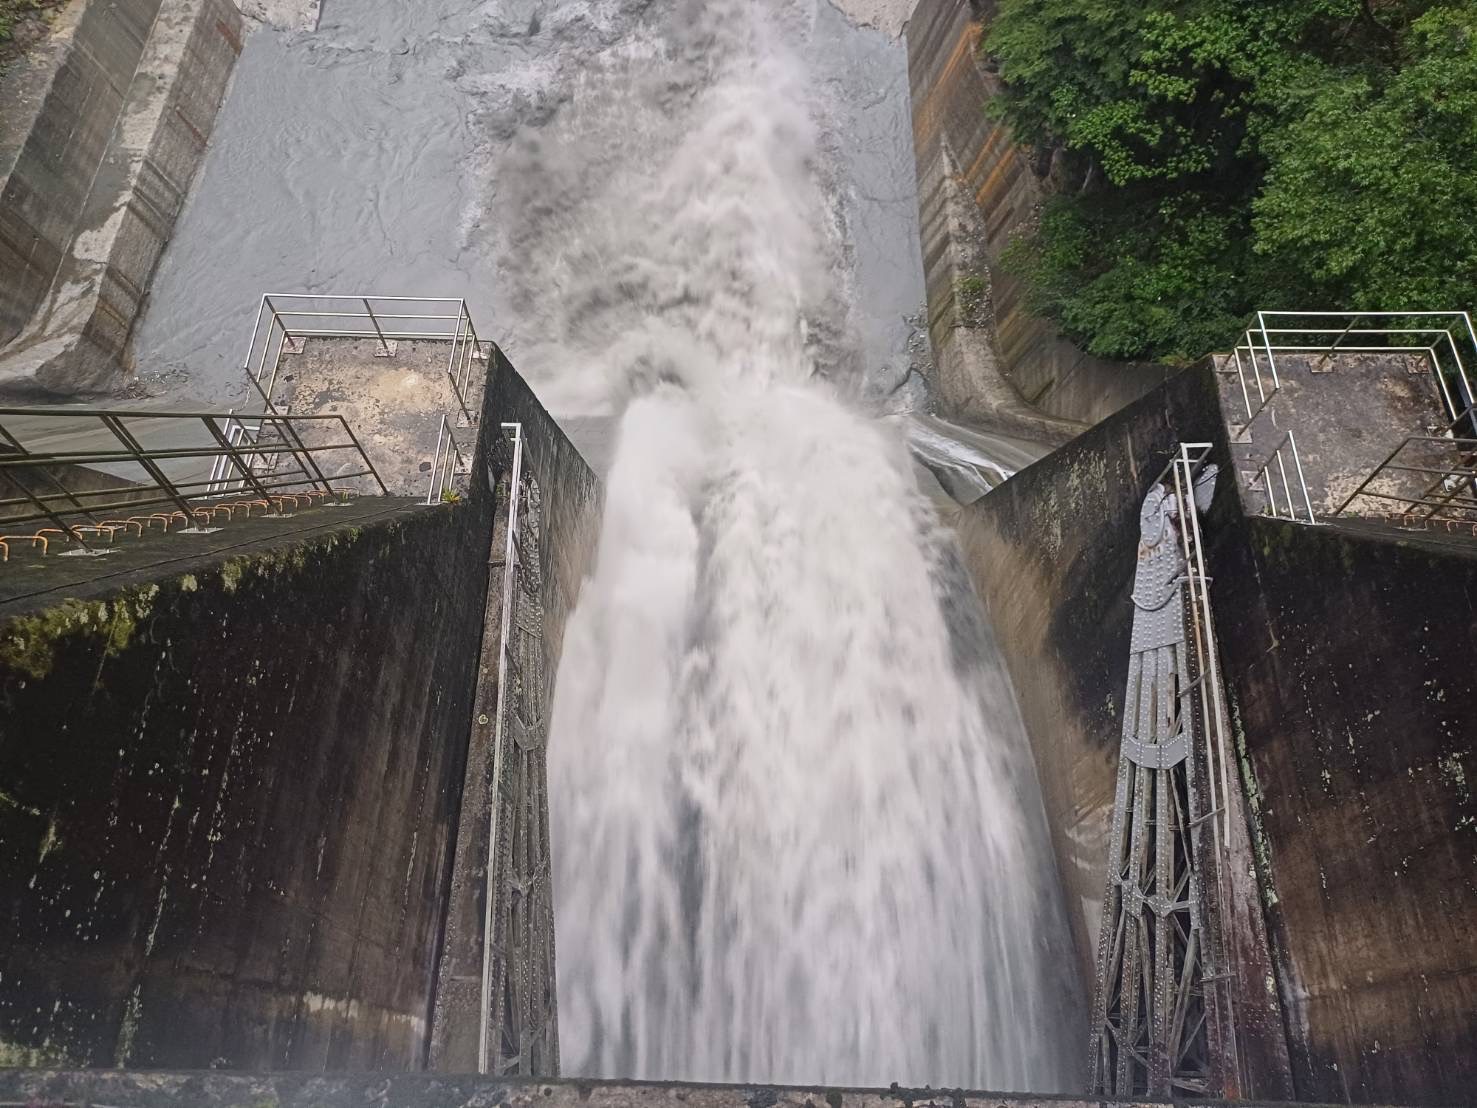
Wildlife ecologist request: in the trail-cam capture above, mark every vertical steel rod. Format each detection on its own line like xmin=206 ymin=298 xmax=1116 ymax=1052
xmin=336 ymin=416 xmax=389 ymax=496
xmin=481 ymin=422 xmax=525 ymax=1074
xmin=200 ymin=416 xmax=276 ymax=506
xmin=363 ymin=297 xmax=392 ymax=357
xmin=0 ymin=422 xmax=103 ymax=525
xmin=99 ymin=415 xmax=196 ymax=519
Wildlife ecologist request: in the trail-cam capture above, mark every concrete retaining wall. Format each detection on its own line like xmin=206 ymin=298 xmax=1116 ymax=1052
xmin=0 ymin=495 xmax=491 ymax=1069
xmin=486 ymin=345 xmax=602 ymax=694
xmin=0 ymin=0 xmax=242 ymax=395
xmin=949 ymin=366 xmax=1228 ymax=988
xmin=906 ymin=0 xmax=1169 ymax=434
xmin=1212 ymin=517 xmax=1477 ymax=1104
xmin=0 ymin=0 xmax=159 ymax=344
xmin=953 ymin=362 xmax=1477 ymax=1105
xmin=427 ymin=347 xmax=601 ymax=1072
xmin=0 ymin=354 xmax=601 ymax=1072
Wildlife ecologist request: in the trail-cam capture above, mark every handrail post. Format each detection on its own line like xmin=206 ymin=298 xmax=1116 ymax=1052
xmin=427 ymin=417 xmax=447 ymax=506
xmin=100 ymin=415 xmax=196 ymax=520
xmin=1287 ymin=431 xmax=1316 ymax=522
xmin=271 ymin=415 xmax=335 ymax=495
xmin=363 ymin=297 xmax=392 ymax=357
xmin=1315 ymin=314 xmax=1358 ymax=372
xmin=0 ymin=422 xmax=103 ymax=527
xmin=201 ymin=416 xmax=276 ymax=505
xmin=338 ymin=415 xmax=389 ymax=495
xmin=260 ymin=295 xmax=281 ymax=400
xmin=246 ymin=374 xmax=334 ymax=495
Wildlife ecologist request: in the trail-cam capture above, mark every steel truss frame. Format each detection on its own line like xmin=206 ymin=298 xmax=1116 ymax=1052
xmin=478 ymin=423 xmax=559 ymax=1077
xmin=1090 ymin=444 xmax=1236 ymax=1098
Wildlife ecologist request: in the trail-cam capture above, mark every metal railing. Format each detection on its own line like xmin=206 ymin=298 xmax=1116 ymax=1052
xmin=0 ymin=407 xmax=386 ymax=554
xmin=1247 ymin=431 xmax=1315 ymax=524
xmin=481 ymin=420 xmax=524 ymax=1075
xmin=1332 ymin=430 xmax=1477 ymax=527
xmin=425 ymin=415 xmax=471 ymax=506
xmin=241 ymin=293 xmax=486 ymax=426
xmin=1167 ymin=443 xmax=1233 ymax=845
xmin=1222 ymin=310 xmax=1477 ymax=527
xmin=1228 ymin=310 xmax=1477 ymax=439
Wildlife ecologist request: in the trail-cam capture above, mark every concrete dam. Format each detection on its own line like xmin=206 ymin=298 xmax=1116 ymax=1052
xmin=1 ymin=0 xmax=1475 ymax=1106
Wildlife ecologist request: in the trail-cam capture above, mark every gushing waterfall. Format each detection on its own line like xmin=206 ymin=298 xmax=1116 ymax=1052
xmin=497 ymin=0 xmax=1084 ymax=1090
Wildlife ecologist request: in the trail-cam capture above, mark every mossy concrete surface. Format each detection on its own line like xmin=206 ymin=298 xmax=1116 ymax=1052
xmin=0 ymin=494 xmax=424 ymax=612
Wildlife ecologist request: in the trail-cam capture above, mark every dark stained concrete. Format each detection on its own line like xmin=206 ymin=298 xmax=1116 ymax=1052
xmin=0 ymin=493 xmax=492 ymax=1069
xmin=0 ymin=346 xmax=597 ymax=1073
xmin=950 ymin=361 xmax=1477 ymax=1105
xmin=1211 ymin=514 xmax=1477 ymax=1103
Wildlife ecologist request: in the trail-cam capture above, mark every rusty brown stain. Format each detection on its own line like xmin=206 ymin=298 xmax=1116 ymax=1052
xmin=216 ymin=17 xmax=242 ymax=54
xmin=914 ymin=21 xmax=983 ymax=147
xmin=172 ymin=105 xmax=207 ymax=148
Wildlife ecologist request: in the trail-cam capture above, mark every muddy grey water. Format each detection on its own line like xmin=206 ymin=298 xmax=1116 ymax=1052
xmin=134 ymin=0 xmax=1083 ymax=1089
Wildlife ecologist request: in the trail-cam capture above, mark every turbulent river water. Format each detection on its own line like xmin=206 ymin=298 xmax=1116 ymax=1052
xmin=134 ymin=0 xmax=1083 ymax=1091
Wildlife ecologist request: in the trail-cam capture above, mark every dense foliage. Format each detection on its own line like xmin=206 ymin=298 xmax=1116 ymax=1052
xmin=985 ymin=0 xmax=1477 ymax=362
xmin=0 ymin=0 xmax=65 ymax=61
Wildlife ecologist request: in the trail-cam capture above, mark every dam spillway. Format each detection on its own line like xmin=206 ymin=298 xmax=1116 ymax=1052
xmin=6 ymin=0 xmax=1475 ymax=1102
xmin=119 ymin=0 xmax=1089 ymax=1091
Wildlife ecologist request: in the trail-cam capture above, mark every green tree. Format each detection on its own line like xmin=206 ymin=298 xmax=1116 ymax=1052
xmin=984 ymin=0 xmax=1477 ymax=363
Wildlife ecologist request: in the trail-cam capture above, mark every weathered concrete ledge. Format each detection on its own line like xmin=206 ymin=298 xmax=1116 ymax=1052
xmin=0 ymin=0 xmax=243 ymax=396
xmin=906 ymin=0 xmax=1169 ymax=434
xmin=0 ymin=1070 xmax=1370 ymax=1107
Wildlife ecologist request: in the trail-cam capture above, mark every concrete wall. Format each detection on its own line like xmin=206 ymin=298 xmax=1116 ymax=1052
xmin=0 ymin=499 xmax=490 ymax=1070
xmin=949 ymin=366 xmax=1228 ymax=987
xmin=953 ymin=362 xmax=1477 ymax=1105
xmin=0 ymin=0 xmax=160 ymax=344
xmin=0 ymin=494 xmax=497 ymax=1068
xmin=1211 ymin=517 xmax=1477 ymax=1105
xmin=428 ymin=347 xmax=601 ymax=1072
xmin=0 ymin=0 xmax=243 ymax=395
xmin=906 ymin=0 xmax=1169 ymax=434
xmin=0 ymin=350 xmax=600 ymax=1073
xmin=485 ymin=344 xmax=601 ymax=693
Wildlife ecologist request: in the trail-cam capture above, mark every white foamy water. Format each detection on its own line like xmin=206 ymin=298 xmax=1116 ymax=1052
xmin=506 ymin=0 xmax=1085 ymax=1091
